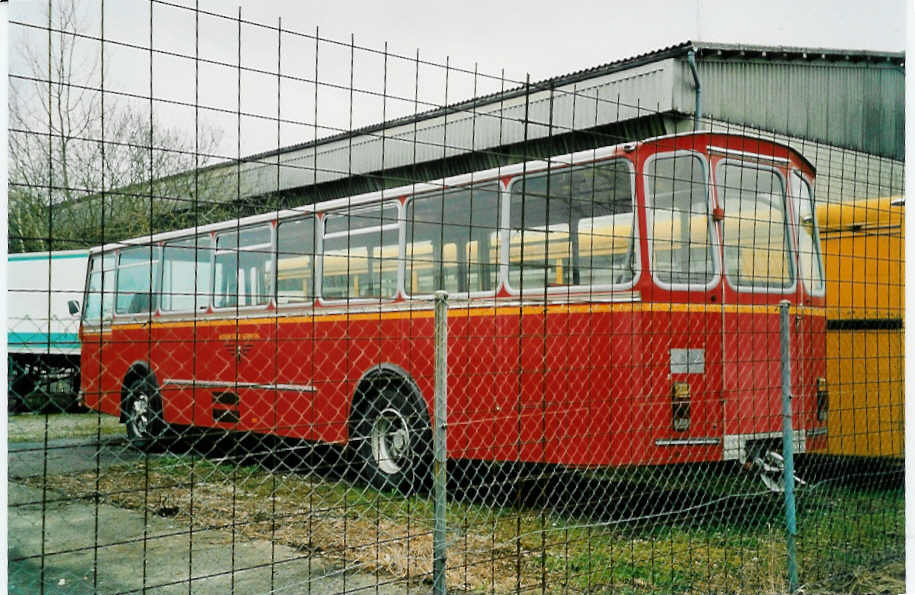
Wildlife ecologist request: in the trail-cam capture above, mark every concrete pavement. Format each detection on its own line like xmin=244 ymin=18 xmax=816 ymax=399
xmin=8 ymin=439 xmax=410 ymax=594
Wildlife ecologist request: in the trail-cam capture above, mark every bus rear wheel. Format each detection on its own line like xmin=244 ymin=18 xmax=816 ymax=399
xmin=352 ymin=386 xmax=431 ymax=495
xmin=124 ymin=376 xmax=166 ymax=451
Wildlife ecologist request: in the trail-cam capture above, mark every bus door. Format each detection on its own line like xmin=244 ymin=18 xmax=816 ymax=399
xmin=209 ymin=226 xmax=279 ymax=433
xmin=716 ymin=157 xmax=796 ymax=462
xmin=643 ymin=150 xmax=723 ymax=465
xmin=272 ymin=217 xmax=319 ymax=440
xmin=81 ymin=250 xmax=117 ymax=415
xmin=507 ymin=160 xmax=638 ymax=466
xmin=155 ymin=237 xmax=211 ymax=427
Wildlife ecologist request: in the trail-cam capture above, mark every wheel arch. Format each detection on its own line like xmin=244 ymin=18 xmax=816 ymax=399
xmin=119 ymin=361 xmax=158 ymax=422
xmin=347 ymin=363 xmax=429 ymax=443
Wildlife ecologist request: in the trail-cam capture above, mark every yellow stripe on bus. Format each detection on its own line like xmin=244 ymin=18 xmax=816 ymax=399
xmin=83 ymin=302 xmax=826 ymax=334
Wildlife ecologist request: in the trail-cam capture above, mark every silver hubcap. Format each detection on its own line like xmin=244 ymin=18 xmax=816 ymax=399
xmin=129 ymin=392 xmax=150 ymax=437
xmin=370 ymin=407 xmax=410 ymax=475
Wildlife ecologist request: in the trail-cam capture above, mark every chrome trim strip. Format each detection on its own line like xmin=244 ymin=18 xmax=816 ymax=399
xmin=163 ymin=379 xmax=317 ymax=393
xmin=655 ymin=438 xmax=720 ymax=446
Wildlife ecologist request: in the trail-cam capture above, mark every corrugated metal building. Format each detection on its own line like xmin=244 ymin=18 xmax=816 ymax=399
xmin=196 ymin=41 xmax=906 ymax=210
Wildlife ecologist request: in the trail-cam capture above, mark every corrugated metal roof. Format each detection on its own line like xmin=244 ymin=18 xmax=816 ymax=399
xmin=133 ymin=41 xmax=906 ymax=215
xmin=206 ymin=53 xmax=685 ymax=201
xmin=676 ymin=45 xmax=904 ymax=159
xmin=231 ymin=42 xmax=689 ymax=165
xmin=235 ymin=41 xmax=903 ymax=165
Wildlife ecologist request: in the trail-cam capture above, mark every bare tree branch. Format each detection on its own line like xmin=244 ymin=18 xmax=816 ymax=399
xmin=9 ymin=0 xmax=225 ymax=252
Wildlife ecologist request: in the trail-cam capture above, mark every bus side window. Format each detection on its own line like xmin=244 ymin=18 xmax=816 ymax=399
xmin=162 ymin=236 xmax=212 ymax=312
xmin=213 ymin=226 xmax=272 ymax=308
xmin=405 ymin=183 xmax=500 ymax=296
xmin=322 ymin=204 xmax=399 ymax=300
xmin=115 ymin=246 xmax=159 ymax=315
xmin=510 ymin=159 xmax=634 ymax=291
xmin=277 ymin=217 xmax=316 ymax=304
xmin=791 ymin=172 xmax=825 ymax=294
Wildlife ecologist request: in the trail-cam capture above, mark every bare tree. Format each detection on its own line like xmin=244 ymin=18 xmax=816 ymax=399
xmin=8 ymin=0 xmax=226 ymax=253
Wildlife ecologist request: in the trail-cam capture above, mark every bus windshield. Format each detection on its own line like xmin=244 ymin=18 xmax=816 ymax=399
xmin=718 ymin=162 xmax=794 ymax=291
xmin=645 ymin=153 xmax=715 ymax=287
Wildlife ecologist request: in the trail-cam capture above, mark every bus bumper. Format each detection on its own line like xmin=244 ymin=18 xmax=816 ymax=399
xmin=723 ymin=431 xmax=807 ymax=463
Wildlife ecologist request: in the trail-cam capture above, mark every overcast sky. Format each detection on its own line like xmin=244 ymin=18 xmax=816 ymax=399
xmin=226 ymin=0 xmax=906 ymax=75
xmin=8 ymin=0 xmax=906 ymax=160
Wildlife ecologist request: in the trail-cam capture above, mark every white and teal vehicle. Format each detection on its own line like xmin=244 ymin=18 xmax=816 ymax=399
xmin=8 ymin=249 xmax=89 ymax=412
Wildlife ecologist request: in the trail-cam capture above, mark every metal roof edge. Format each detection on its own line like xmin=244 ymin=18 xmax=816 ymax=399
xmin=693 ymin=41 xmax=905 ymax=64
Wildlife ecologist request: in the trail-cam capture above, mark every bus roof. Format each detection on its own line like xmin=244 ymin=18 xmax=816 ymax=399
xmin=8 ymin=248 xmax=89 ymax=262
xmin=817 ymin=196 xmax=904 ymax=233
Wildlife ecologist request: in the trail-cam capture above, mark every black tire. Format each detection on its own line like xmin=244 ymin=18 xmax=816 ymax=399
xmin=9 ymin=359 xmax=37 ymax=413
xmin=351 ymin=386 xmax=431 ymax=495
xmin=124 ymin=376 xmax=166 ymax=452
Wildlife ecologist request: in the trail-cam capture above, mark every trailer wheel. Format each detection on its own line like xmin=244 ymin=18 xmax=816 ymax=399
xmin=352 ymin=385 xmax=431 ymax=495
xmin=124 ymin=376 xmax=166 ymax=451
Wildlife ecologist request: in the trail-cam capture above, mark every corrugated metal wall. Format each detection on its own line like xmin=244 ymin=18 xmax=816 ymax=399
xmin=699 ymin=118 xmax=904 ymax=205
xmin=677 ymin=56 xmax=904 ymax=161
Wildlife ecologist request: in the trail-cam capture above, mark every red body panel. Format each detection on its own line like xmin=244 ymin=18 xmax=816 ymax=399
xmin=80 ymin=303 xmax=826 ymax=466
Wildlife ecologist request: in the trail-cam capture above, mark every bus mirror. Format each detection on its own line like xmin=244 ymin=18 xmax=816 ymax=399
xmin=67 ymin=299 xmax=80 ymax=315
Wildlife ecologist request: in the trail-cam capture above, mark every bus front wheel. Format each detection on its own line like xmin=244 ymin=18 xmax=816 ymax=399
xmin=124 ymin=376 xmax=166 ymax=451
xmin=352 ymin=386 xmax=431 ymax=495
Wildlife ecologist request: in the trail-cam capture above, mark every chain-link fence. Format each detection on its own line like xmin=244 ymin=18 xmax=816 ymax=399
xmin=7 ymin=2 xmax=904 ymax=593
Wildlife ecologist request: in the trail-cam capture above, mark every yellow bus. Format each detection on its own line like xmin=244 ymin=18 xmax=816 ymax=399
xmin=817 ymin=196 xmax=904 ymax=458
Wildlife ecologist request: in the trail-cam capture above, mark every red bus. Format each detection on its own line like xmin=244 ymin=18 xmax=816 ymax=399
xmin=79 ymin=132 xmax=827 ymax=493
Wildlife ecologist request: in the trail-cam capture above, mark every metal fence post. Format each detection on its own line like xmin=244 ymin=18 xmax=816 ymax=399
xmin=433 ymin=291 xmax=448 ymax=595
xmin=779 ymin=300 xmax=799 ymax=593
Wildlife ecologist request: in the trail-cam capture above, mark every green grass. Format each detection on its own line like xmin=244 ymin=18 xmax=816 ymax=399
xmin=794 ymin=482 xmax=905 ymax=590
xmin=8 ymin=412 xmax=123 ymax=443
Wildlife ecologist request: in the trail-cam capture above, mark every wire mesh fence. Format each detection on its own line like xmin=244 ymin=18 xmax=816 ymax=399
xmin=7 ymin=1 xmax=904 ymax=593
